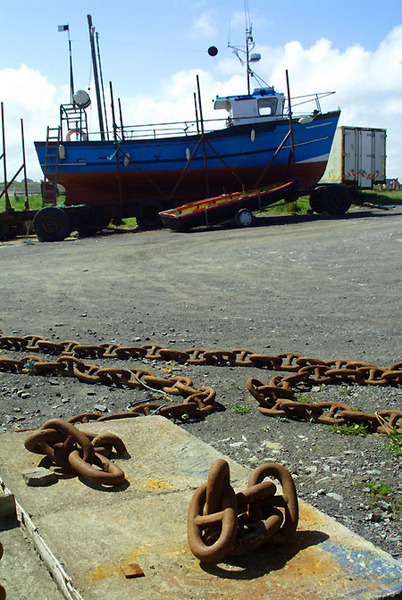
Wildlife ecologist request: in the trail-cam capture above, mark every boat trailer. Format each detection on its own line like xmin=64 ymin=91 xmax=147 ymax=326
xmin=0 ymin=103 xmax=37 ymax=241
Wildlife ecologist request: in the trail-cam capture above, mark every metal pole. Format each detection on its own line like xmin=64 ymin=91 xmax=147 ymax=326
xmin=109 ymin=81 xmax=117 ymax=140
xmin=196 ymin=75 xmax=209 ymax=198
xmin=193 ymin=92 xmax=200 ymax=134
xmin=118 ymin=99 xmax=125 ymax=141
xmin=87 ymin=15 xmax=105 ymax=140
xmin=253 ymin=130 xmax=291 ymax=188
xmin=1 ymin=102 xmax=11 ymax=212
xmin=286 ymin=70 xmax=296 ymax=168
xmin=109 ymin=82 xmax=124 ymax=216
xmin=95 ymin=31 xmax=109 ymax=140
xmin=20 ymin=119 xmax=29 ymax=210
xmin=68 ymin=27 xmax=75 ymax=103
xmin=246 ymin=27 xmax=251 ymax=95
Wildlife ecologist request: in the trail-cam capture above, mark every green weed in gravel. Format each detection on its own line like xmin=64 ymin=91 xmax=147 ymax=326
xmin=330 ymin=423 xmax=369 ymax=436
xmin=366 ymin=481 xmax=393 ymax=496
xmin=233 ymin=403 xmax=252 ymax=414
xmin=386 ymin=429 xmax=402 ymax=457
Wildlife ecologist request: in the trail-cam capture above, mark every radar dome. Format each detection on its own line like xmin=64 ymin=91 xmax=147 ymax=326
xmin=73 ymin=90 xmax=91 ymax=108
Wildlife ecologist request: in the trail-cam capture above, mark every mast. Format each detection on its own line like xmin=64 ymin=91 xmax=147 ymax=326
xmin=87 ymin=14 xmax=105 ymax=140
xmin=68 ymin=28 xmax=75 ymax=104
xmin=244 ymin=1 xmax=253 ymax=96
xmin=95 ymin=31 xmax=109 ymax=140
xmin=245 ymin=23 xmax=253 ymax=95
xmin=228 ymin=1 xmax=260 ymax=95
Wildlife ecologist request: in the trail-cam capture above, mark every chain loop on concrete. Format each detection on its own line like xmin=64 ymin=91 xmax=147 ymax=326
xmin=187 ymin=459 xmax=298 ymax=562
xmin=24 ymin=419 xmax=126 ymax=487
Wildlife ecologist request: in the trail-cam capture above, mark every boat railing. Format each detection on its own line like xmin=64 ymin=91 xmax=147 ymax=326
xmin=110 ymin=117 xmax=231 ymax=142
xmin=58 ymin=95 xmax=337 ymax=143
xmin=110 ymin=105 xmax=331 ymax=141
xmin=285 ymin=91 xmax=336 ymax=116
xmin=119 ymin=120 xmax=201 ymax=140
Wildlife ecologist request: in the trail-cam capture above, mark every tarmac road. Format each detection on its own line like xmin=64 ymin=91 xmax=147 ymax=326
xmin=0 ymin=206 xmax=401 ymax=365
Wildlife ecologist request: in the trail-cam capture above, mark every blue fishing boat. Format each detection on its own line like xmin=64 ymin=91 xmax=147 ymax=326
xmin=33 ymin=16 xmax=347 ymax=239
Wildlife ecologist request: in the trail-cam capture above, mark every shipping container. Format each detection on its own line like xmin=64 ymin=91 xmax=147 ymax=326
xmin=320 ymin=126 xmax=386 ymax=190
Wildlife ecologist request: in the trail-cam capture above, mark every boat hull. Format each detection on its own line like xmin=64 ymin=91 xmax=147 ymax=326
xmin=35 ymin=111 xmax=340 ymax=222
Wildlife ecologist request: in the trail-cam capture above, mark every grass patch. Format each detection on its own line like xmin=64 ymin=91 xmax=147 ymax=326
xmin=259 ymin=188 xmax=402 ymax=216
xmin=330 ymin=422 xmax=369 ymax=436
xmin=108 ymin=217 xmax=137 ymax=229
xmin=233 ymin=403 xmax=252 ymax=415
xmin=356 ymin=188 xmax=402 ymax=206
xmin=295 ymin=392 xmax=311 ymax=403
xmin=230 ymin=381 xmax=243 ymax=391
xmin=386 ymin=429 xmax=402 ymax=457
xmin=366 ymin=481 xmax=393 ymax=496
xmin=0 ymin=194 xmax=44 ymax=212
xmin=365 ymin=481 xmax=402 ymax=520
xmin=260 ymin=195 xmax=310 ymax=216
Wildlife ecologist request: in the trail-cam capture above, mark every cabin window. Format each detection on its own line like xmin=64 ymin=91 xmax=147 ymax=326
xmin=258 ymin=98 xmax=278 ymax=116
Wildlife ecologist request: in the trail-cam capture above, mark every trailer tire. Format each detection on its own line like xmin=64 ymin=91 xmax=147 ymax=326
xmin=321 ymin=185 xmax=351 ymax=216
xmin=33 ymin=206 xmax=72 ymax=242
xmin=0 ymin=222 xmax=10 ymax=241
xmin=76 ymin=206 xmax=108 ymax=237
xmin=136 ymin=198 xmax=166 ymax=230
xmin=309 ymin=188 xmax=323 ymax=213
xmin=235 ymin=208 xmax=253 ymax=227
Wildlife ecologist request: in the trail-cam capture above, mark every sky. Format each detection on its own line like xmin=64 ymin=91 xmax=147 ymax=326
xmin=1 ymin=0 xmax=402 ymax=181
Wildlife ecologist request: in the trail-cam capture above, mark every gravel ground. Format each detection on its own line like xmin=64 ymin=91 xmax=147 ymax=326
xmin=0 ymin=205 xmax=401 ymax=560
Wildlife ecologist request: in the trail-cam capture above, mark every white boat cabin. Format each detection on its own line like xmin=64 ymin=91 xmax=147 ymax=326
xmin=214 ymin=87 xmax=285 ymax=126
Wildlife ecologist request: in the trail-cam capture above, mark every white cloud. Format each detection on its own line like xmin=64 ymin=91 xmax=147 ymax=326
xmin=189 ymin=11 xmax=218 ymax=39
xmin=0 ymin=65 xmax=63 ymax=180
xmin=261 ymin=26 xmax=402 ymax=176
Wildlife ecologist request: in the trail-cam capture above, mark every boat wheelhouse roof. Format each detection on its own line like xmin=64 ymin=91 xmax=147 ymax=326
xmin=214 ymin=86 xmax=283 ymax=106
xmin=214 ymin=86 xmax=285 ymax=124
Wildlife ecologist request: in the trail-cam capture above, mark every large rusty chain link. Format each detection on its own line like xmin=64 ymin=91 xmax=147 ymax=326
xmin=24 ymin=418 xmax=126 ymax=486
xmin=0 ymin=541 xmax=5 ymax=600
xmin=0 ymin=334 xmax=401 ymax=433
xmin=187 ymin=458 xmax=298 ymax=562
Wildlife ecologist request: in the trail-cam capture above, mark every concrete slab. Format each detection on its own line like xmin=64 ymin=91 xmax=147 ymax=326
xmin=0 ymin=523 xmax=64 ymax=600
xmin=0 ymin=416 xmax=401 ymax=600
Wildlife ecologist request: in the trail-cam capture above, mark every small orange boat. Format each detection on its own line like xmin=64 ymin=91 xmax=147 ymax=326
xmin=159 ymin=180 xmax=298 ymax=231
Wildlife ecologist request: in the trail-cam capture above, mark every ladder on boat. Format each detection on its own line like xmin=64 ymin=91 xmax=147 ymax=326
xmin=41 ymin=126 xmax=61 ymax=207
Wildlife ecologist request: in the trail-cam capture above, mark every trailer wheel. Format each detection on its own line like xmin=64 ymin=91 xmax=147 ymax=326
xmin=321 ymin=185 xmax=351 ymax=216
xmin=0 ymin=222 xmax=10 ymax=241
xmin=76 ymin=206 xmax=108 ymax=237
xmin=235 ymin=208 xmax=253 ymax=227
xmin=33 ymin=206 xmax=71 ymax=242
xmin=136 ymin=198 xmax=166 ymax=230
xmin=309 ymin=188 xmax=323 ymax=213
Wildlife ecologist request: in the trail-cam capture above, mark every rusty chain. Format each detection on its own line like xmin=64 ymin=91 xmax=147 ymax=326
xmin=0 ymin=334 xmax=401 ymax=433
xmin=24 ymin=418 xmax=126 ymax=487
xmin=0 ymin=335 xmax=216 ymax=420
xmin=187 ymin=458 xmax=298 ymax=562
xmin=0 ymin=541 xmax=5 ymax=600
